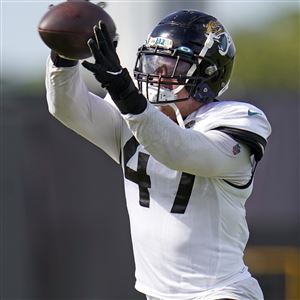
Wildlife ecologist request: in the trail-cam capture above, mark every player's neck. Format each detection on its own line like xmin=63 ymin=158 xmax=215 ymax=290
xmin=177 ymin=98 xmax=203 ymax=118
xmin=159 ymin=98 xmax=203 ymax=125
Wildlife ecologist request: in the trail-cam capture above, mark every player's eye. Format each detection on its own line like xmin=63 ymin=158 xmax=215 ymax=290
xmin=141 ymin=55 xmax=191 ymax=77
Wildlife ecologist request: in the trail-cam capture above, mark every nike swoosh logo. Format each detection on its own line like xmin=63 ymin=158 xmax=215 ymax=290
xmin=248 ymin=109 xmax=260 ymax=116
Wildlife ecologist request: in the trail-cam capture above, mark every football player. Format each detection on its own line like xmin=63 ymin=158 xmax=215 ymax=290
xmin=45 ymin=10 xmax=271 ymax=300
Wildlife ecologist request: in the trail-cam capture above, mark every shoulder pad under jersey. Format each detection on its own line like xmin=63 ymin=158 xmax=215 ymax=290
xmin=190 ymin=100 xmax=272 ymax=160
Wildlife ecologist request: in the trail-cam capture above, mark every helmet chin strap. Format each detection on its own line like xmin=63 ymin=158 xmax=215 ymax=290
xmin=145 ymin=85 xmax=186 ymax=128
xmin=168 ymin=85 xmax=186 ymax=128
xmin=168 ymin=103 xmax=185 ymax=128
xmin=155 ymin=102 xmax=185 ymax=128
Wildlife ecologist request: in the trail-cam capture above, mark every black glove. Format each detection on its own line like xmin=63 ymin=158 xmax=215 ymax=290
xmin=82 ymin=21 xmax=147 ymax=114
xmin=50 ymin=50 xmax=78 ymax=67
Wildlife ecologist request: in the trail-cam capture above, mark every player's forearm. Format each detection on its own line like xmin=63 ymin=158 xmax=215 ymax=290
xmin=123 ymin=104 xmax=250 ymax=178
xmin=46 ymin=55 xmax=89 ymax=121
xmin=45 ymin=56 xmax=123 ymax=163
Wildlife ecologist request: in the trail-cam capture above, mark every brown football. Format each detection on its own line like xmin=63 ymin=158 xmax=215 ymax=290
xmin=38 ymin=1 xmax=117 ymax=59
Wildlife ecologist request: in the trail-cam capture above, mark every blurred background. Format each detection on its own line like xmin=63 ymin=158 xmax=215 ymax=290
xmin=1 ymin=0 xmax=299 ymax=299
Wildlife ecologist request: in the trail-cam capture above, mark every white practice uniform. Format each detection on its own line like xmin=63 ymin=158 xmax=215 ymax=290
xmin=45 ymin=58 xmax=271 ymax=300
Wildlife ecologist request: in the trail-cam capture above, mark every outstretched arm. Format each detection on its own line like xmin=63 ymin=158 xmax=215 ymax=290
xmin=45 ymin=52 xmax=123 ymax=163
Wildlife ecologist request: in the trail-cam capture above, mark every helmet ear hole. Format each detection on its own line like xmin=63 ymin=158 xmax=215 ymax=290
xmin=205 ymin=65 xmax=218 ymax=76
xmin=214 ymin=65 xmax=226 ymax=82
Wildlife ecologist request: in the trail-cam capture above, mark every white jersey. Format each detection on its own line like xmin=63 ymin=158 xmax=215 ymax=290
xmin=45 ymin=57 xmax=271 ymax=299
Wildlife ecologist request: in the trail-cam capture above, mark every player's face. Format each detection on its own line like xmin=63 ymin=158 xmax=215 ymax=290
xmin=147 ymin=58 xmax=200 ymax=122
xmin=141 ymin=55 xmax=192 ymax=78
xmin=141 ymin=55 xmax=202 ymax=124
xmin=140 ymin=54 xmax=192 ymax=91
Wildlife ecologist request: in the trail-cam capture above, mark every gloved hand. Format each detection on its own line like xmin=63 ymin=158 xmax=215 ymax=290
xmin=82 ymin=21 xmax=147 ymax=114
xmin=50 ymin=50 xmax=78 ymax=67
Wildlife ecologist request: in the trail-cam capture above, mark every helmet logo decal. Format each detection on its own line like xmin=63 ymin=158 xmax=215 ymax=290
xmin=147 ymin=36 xmax=173 ymax=49
xmin=216 ymin=32 xmax=232 ymax=56
xmin=205 ymin=20 xmax=225 ymax=35
xmin=205 ymin=20 xmax=232 ymax=56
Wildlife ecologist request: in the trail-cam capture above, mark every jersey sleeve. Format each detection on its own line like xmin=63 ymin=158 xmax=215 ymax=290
xmin=45 ymin=56 xmax=123 ymax=163
xmin=122 ymin=104 xmax=253 ymax=182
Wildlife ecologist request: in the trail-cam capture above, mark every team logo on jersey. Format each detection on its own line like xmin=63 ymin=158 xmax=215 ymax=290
xmin=205 ymin=20 xmax=232 ymax=56
xmin=248 ymin=109 xmax=261 ymax=116
xmin=147 ymin=36 xmax=173 ymax=49
xmin=232 ymin=143 xmax=241 ymax=155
